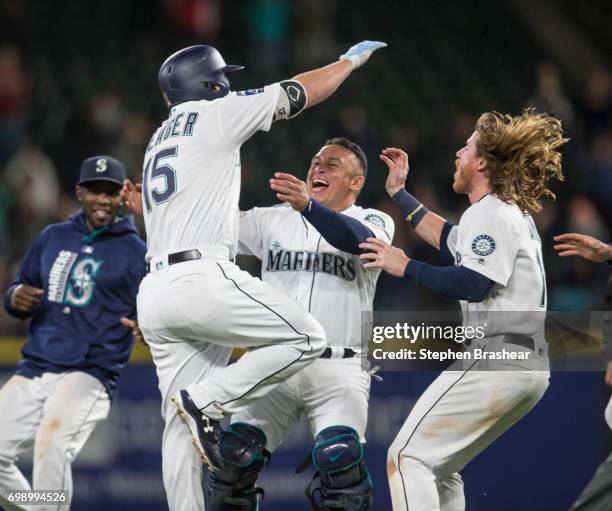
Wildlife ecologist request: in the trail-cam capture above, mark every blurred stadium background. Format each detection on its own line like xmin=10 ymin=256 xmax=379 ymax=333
xmin=0 ymin=0 xmax=611 ymax=509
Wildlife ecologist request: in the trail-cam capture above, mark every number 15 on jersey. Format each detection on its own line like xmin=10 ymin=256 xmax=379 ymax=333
xmin=143 ymin=147 xmax=178 ymax=212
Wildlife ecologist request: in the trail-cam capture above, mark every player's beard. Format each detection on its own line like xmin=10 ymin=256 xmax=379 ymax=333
xmin=452 ymin=161 xmax=471 ymax=194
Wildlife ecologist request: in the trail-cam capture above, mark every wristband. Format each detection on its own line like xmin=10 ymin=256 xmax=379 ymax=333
xmin=391 ymin=189 xmax=429 ymax=227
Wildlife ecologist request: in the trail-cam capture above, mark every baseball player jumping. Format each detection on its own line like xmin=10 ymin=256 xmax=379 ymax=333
xmin=129 ymin=42 xmax=386 ymax=510
xmin=123 ymin=137 xmax=394 ymax=510
xmin=359 ymin=111 xmax=567 ymax=510
xmin=0 ymin=157 xmax=146 ymax=511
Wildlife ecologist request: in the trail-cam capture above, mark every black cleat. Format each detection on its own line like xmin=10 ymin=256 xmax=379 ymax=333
xmin=171 ymin=389 xmax=224 ymax=471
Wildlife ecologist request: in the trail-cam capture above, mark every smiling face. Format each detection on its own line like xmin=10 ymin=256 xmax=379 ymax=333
xmin=453 ymin=131 xmax=486 ymax=195
xmin=306 ymin=144 xmax=365 ymax=212
xmin=76 ymin=181 xmax=121 ymax=231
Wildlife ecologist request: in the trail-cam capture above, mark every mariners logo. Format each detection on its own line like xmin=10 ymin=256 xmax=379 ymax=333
xmin=364 ymin=214 xmax=386 ymax=229
xmin=95 ymin=158 xmax=108 ymax=173
xmin=267 ymin=246 xmax=356 ymax=281
xmin=471 ymin=235 xmax=496 ymax=256
xmin=65 ymin=257 xmax=103 ymax=306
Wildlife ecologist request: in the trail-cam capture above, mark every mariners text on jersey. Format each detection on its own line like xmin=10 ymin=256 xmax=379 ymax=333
xmin=47 ymin=250 xmax=78 ymax=303
xmin=266 ymin=246 xmax=356 ymax=281
xmin=239 ymin=204 xmax=395 ymax=349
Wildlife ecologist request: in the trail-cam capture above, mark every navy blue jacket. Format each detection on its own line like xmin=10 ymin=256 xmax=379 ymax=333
xmin=3 ymin=211 xmax=147 ymax=399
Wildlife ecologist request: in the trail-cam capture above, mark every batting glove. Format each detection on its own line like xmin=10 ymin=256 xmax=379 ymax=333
xmin=340 ymin=40 xmax=387 ymax=69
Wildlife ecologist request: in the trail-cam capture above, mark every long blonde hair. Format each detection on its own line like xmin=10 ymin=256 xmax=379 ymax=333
xmin=475 ymin=109 xmax=568 ymax=214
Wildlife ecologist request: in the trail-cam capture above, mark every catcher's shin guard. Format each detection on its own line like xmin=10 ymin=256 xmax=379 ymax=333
xmin=205 ymin=422 xmax=270 ymax=511
xmin=306 ymin=425 xmax=373 ymax=511
xmin=206 ymin=474 xmax=263 ymax=511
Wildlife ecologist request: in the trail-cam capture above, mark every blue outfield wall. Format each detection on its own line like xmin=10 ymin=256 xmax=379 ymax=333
xmin=0 ymin=366 xmax=607 ymax=511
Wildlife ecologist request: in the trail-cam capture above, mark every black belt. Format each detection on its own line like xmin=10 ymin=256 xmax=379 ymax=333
xmin=146 ymin=249 xmax=202 ymax=273
xmin=502 ymin=334 xmax=535 ymax=351
xmin=464 ymin=334 xmax=535 ymax=351
xmin=319 ymin=348 xmax=357 ymax=359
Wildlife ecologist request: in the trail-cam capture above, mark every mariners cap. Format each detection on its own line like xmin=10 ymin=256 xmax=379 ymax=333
xmin=77 ymin=156 xmax=126 ymax=188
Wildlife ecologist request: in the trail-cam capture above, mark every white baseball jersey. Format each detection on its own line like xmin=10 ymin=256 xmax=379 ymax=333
xmin=141 ymin=84 xmax=282 ymax=260
xmin=137 ymin=84 xmax=331 ymax=511
xmin=446 ymin=194 xmax=547 ymax=335
xmin=232 ymin=203 xmax=394 ymax=450
xmin=238 ymin=203 xmax=395 ymax=348
xmin=388 ymin=194 xmax=550 ymax=511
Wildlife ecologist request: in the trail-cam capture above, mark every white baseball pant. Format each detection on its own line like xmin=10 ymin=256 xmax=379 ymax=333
xmin=387 ymin=368 xmax=549 ymax=511
xmin=137 ymin=249 xmax=326 ymax=510
xmin=0 ymin=372 xmax=110 ymax=511
xmin=233 ymin=356 xmax=371 ymax=451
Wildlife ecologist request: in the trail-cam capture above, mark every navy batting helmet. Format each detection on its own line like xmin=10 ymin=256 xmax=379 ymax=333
xmin=158 ymin=45 xmax=244 ymax=108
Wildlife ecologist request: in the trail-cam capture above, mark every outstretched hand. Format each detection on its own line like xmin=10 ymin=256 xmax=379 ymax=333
xmin=121 ymin=179 xmax=143 ymax=217
xmin=380 ymin=147 xmax=409 ymax=197
xmin=340 ymin=40 xmax=387 ymax=70
xmin=553 ymin=233 xmax=612 ymax=262
xmin=358 ymin=237 xmax=410 ymax=277
xmin=269 ymin=172 xmax=310 ymax=212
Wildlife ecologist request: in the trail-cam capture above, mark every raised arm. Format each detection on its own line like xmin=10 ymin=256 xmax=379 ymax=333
xmin=358 ymin=237 xmax=494 ymax=303
xmin=269 ymin=172 xmax=374 ymax=254
xmin=381 ymin=147 xmax=450 ymax=250
xmin=292 ymin=41 xmax=386 ymax=109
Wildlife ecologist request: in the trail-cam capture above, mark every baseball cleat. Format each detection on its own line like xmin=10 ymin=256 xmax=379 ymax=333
xmin=171 ymin=389 xmax=224 ymax=471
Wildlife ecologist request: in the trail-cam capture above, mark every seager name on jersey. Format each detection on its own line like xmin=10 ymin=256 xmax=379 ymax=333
xmin=146 ymin=112 xmax=200 ymax=153
xmin=266 ymin=248 xmax=356 ymax=281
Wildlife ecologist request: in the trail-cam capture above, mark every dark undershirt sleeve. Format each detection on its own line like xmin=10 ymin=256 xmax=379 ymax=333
xmin=404 ymin=260 xmax=495 ymax=302
xmin=301 ymin=199 xmax=374 ymax=255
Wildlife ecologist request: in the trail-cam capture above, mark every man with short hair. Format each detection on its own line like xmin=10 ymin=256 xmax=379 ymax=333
xmin=360 ymin=110 xmax=567 ymax=510
xmin=219 ymin=137 xmax=394 ymax=510
xmin=0 ymin=156 xmax=146 ymax=511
